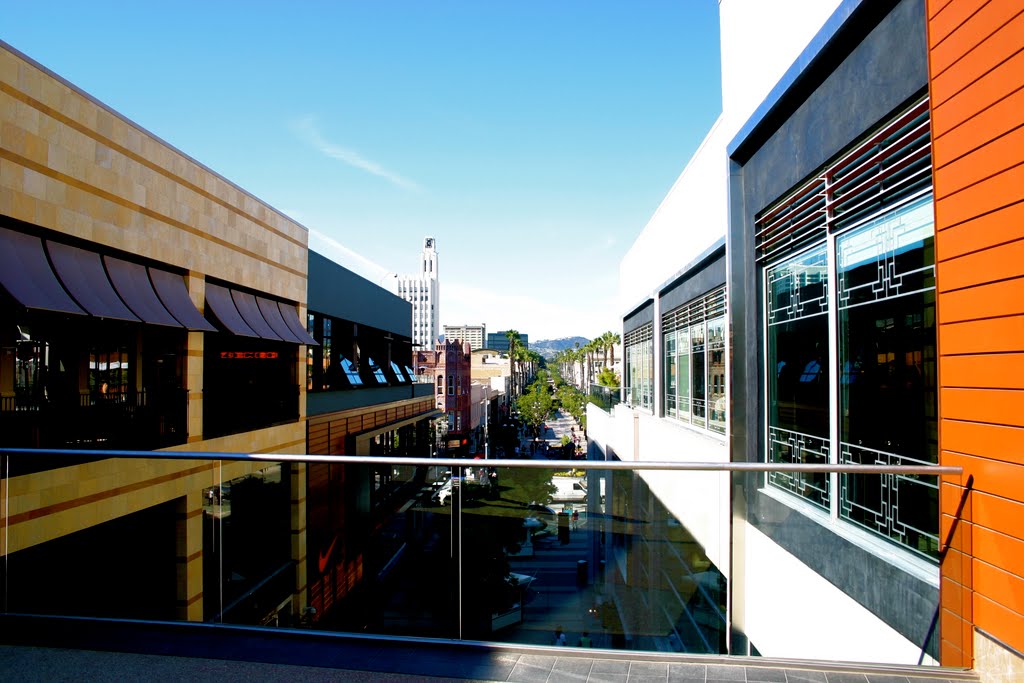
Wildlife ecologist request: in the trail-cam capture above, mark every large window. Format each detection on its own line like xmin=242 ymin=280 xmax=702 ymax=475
xmin=758 ymin=98 xmax=938 ymax=559
xmin=625 ymin=324 xmax=653 ymax=410
xmin=663 ymin=288 xmax=726 ymax=434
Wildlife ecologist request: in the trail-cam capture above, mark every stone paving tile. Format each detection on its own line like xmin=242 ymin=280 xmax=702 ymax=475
xmin=588 ymin=673 xmax=629 ymax=683
xmin=745 ymin=666 xmax=787 ymax=682
xmin=668 ymin=662 xmax=707 ymax=681
xmin=552 ymin=657 xmax=594 ymax=673
xmin=591 ymin=659 xmax=631 ymax=674
xmin=550 ymin=656 xmax=594 ymax=681
xmin=863 ymin=675 xmax=909 ymax=683
xmin=629 ymin=660 xmax=670 ymax=679
xmin=824 ymin=673 xmax=869 ymax=683
xmin=508 ymin=656 xmax=557 ymax=683
xmin=785 ymin=671 xmax=828 ymax=683
xmin=706 ymin=663 xmax=746 ymax=681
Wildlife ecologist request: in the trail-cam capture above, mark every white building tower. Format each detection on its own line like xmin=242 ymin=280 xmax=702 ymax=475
xmin=396 ymin=237 xmax=440 ymax=350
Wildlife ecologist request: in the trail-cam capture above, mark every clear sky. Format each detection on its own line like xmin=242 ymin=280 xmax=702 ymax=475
xmin=3 ymin=1 xmax=722 ymax=341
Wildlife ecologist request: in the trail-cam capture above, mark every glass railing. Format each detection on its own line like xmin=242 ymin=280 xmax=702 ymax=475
xmin=588 ymin=384 xmax=621 ymax=412
xmin=0 ymin=449 xmax=960 ymax=665
xmin=0 ymin=389 xmax=187 ymax=452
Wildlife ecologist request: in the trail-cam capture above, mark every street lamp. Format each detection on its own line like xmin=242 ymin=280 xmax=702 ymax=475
xmin=483 ymin=395 xmax=489 ymax=459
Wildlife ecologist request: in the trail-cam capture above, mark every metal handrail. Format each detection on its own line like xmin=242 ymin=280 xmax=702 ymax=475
xmin=0 ymin=448 xmax=962 ymax=476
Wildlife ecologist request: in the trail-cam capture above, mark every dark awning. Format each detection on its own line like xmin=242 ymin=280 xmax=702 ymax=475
xmin=47 ymin=241 xmax=139 ymax=321
xmin=0 ymin=227 xmax=85 ymax=315
xmin=205 ymin=284 xmax=258 ymax=337
xmin=231 ymin=290 xmax=282 ymax=341
xmin=150 ymin=270 xmax=217 ymax=332
xmin=257 ymin=296 xmax=305 ymax=344
xmin=278 ymin=301 xmax=318 ymax=346
xmin=104 ymin=256 xmax=182 ymax=327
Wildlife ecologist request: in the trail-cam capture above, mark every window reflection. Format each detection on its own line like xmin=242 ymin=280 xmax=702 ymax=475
xmin=766 ymin=245 xmax=830 ymax=508
xmin=662 ymin=288 xmax=725 ymax=434
xmin=837 ymin=198 xmax=938 ymax=557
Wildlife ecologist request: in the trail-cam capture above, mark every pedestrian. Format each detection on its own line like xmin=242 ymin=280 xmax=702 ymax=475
xmin=553 ymin=627 xmax=566 ymax=646
xmin=571 ymin=509 xmax=579 ymax=530
xmin=577 ymin=631 xmax=592 ymax=648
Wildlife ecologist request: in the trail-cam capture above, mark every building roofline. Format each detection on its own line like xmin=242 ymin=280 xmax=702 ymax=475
xmin=0 ymin=39 xmax=310 ymax=237
xmin=727 ymin=0 xmax=900 ymax=163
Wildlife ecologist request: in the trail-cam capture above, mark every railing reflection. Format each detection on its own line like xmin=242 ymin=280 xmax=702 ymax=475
xmin=0 ymin=450 xmax=958 ymax=661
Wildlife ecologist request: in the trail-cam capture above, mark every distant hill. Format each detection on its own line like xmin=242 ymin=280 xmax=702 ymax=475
xmin=532 ymin=336 xmax=590 ymax=361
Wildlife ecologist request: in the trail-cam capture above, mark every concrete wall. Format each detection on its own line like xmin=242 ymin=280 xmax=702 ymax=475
xmin=309 ymin=250 xmax=410 ymax=337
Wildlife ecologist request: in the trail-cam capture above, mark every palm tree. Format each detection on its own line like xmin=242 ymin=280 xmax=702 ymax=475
xmin=575 ymin=344 xmax=585 ymax=391
xmin=606 ymin=331 xmax=621 ymax=375
xmin=584 ymin=339 xmax=600 ymax=388
xmin=505 ymin=329 xmax=521 ymax=398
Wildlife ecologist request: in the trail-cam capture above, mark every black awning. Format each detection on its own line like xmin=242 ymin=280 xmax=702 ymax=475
xmin=104 ymin=256 xmax=182 ymax=327
xmin=231 ymin=290 xmax=282 ymax=341
xmin=150 ymin=269 xmax=217 ymax=332
xmin=46 ymin=241 xmax=139 ymax=321
xmin=278 ymin=301 xmax=319 ymax=346
xmin=257 ymin=296 xmax=305 ymax=344
xmin=205 ymin=284 xmax=258 ymax=337
xmin=0 ymin=227 xmax=85 ymax=315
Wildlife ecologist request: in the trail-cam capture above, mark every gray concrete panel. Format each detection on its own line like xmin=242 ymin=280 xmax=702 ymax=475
xmin=308 ymin=251 xmax=412 ymax=337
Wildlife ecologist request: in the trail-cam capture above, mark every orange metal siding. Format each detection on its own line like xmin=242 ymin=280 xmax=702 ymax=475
xmin=929 ymin=0 xmax=1024 ymax=667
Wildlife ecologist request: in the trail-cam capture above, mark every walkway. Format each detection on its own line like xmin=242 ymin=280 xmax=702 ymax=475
xmin=0 ymin=633 xmax=979 ymax=683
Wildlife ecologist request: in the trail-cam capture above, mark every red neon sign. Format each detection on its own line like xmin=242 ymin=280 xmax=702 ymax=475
xmin=220 ymin=351 xmax=280 ymax=359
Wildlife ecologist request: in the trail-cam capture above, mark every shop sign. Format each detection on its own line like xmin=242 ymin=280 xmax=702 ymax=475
xmin=220 ymin=351 xmax=279 ymax=359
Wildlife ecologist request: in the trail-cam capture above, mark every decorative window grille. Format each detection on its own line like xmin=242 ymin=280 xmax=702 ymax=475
xmin=756 ymin=97 xmax=939 ymax=560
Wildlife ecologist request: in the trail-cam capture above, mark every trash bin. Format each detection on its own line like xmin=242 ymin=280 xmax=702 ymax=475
xmin=577 ymin=559 xmax=588 ymax=586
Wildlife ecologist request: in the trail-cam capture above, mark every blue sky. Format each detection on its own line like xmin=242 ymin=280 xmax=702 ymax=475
xmin=3 ymin=1 xmax=722 ymax=341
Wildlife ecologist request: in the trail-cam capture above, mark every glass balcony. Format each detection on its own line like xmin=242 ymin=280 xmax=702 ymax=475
xmin=0 ymin=449 xmax=960 ymax=669
xmin=588 ymin=384 xmax=621 ymax=413
xmin=0 ymin=389 xmax=187 ymax=459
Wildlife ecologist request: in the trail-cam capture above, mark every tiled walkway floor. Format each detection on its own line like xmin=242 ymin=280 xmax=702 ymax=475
xmin=0 ymin=643 xmax=978 ymax=683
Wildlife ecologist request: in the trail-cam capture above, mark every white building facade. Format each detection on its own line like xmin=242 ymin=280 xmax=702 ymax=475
xmin=397 ymin=237 xmax=440 ymax=351
xmin=443 ymin=324 xmax=486 ymax=351
xmin=590 ymin=0 xmax=944 ymax=666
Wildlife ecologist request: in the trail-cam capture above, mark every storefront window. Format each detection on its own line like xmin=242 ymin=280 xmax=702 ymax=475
xmin=89 ymin=347 xmax=130 ymax=400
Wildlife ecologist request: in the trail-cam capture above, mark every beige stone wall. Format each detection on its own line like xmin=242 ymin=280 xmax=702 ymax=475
xmin=974 ymin=630 xmax=1024 ymax=683
xmin=0 ymin=42 xmax=314 ymax=620
xmin=2 ymin=422 xmax=305 ymax=555
xmin=0 ymin=42 xmax=308 ymax=303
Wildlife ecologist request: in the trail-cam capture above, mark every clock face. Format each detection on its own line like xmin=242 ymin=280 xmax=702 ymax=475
xmin=425 ymin=238 xmax=434 ymax=248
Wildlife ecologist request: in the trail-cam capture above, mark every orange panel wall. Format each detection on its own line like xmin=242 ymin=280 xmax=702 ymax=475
xmin=928 ymin=0 xmax=1024 ymax=668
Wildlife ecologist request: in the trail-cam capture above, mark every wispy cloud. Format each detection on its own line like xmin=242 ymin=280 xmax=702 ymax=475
xmin=292 ymin=116 xmax=421 ymax=192
xmin=309 ymin=229 xmax=394 ymax=285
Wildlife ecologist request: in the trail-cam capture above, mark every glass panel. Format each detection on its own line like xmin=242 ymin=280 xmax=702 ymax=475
xmin=664 ymin=331 xmax=677 ymax=418
xmin=707 ymin=316 xmax=726 ymax=434
xmin=677 ymin=326 xmax=691 ymax=422
xmin=0 ymin=449 xmax=946 ymax=665
xmin=766 ymin=244 xmax=830 ymax=508
xmin=837 ymin=197 xmax=938 ymax=558
xmin=690 ymin=322 xmax=706 ymax=429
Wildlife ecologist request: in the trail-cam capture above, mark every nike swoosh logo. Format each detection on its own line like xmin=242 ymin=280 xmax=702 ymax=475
xmin=318 ymin=535 xmax=338 ymax=574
